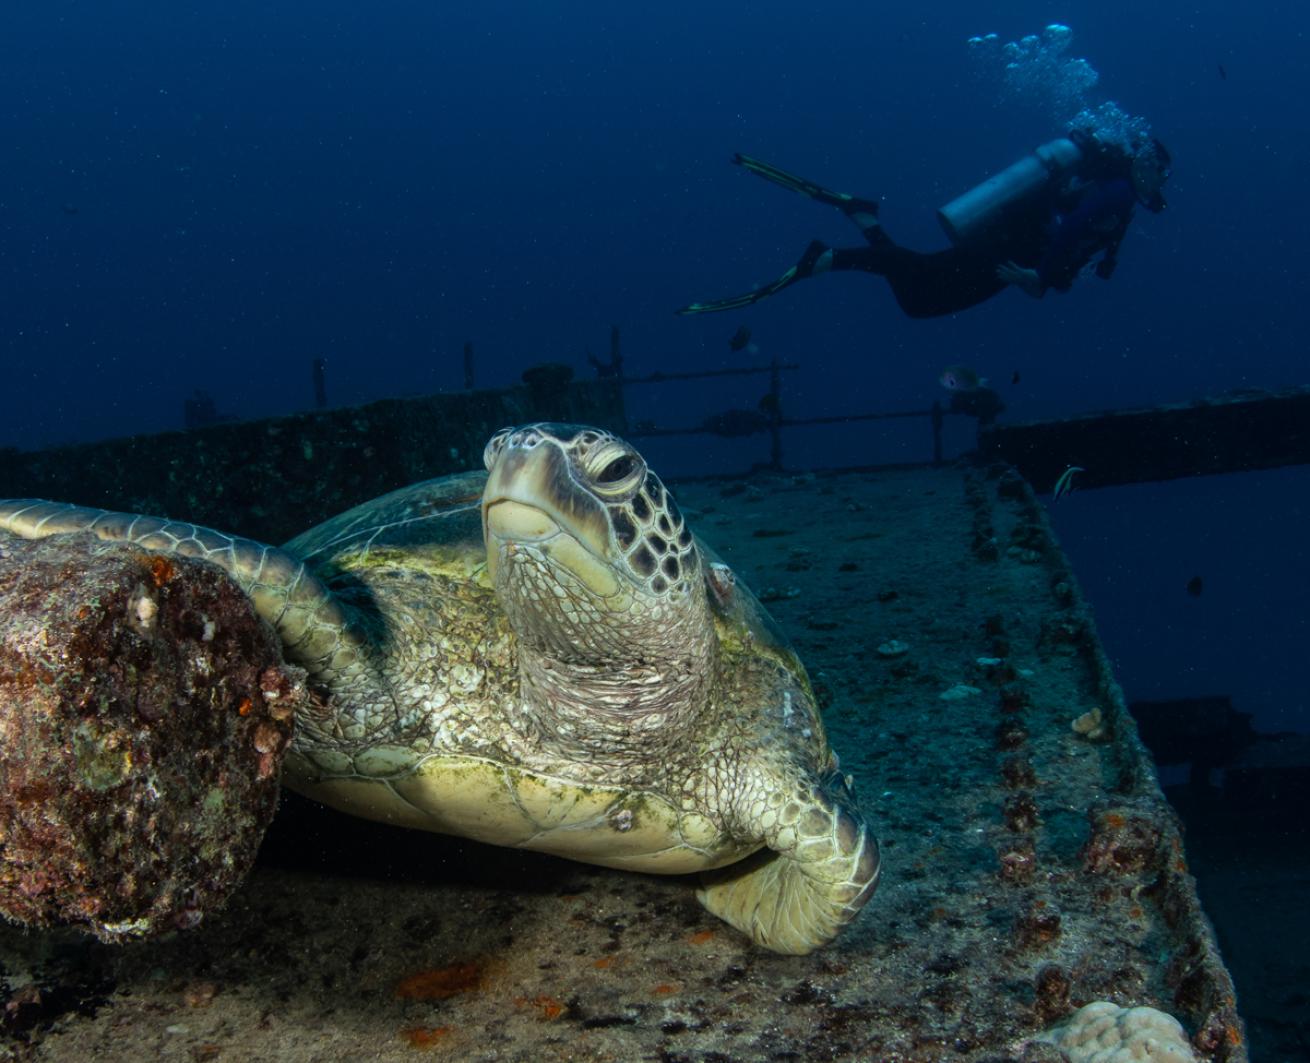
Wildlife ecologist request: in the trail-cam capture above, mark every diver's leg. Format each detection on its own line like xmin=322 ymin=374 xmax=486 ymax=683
xmin=734 ymin=154 xmax=883 ymax=243
xmin=677 ymin=239 xmax=832 ymax=316
xmin=680 ymin=239 xmax=1008 ymax=319
xmin=830 ymin=243 xmax=1008 ymax=319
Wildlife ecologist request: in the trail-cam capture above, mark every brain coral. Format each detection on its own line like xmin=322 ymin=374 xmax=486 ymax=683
xmin=1033 ymin=1001 xmax=1197 ymax=1062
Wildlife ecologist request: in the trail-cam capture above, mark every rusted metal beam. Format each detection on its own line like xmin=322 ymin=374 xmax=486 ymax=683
xmin=982 ymin=386 xmax=1310 ymax=493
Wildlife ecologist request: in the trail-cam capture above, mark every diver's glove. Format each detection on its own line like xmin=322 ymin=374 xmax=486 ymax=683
xmin=996 ymin=261 xmax=1044 ymax=298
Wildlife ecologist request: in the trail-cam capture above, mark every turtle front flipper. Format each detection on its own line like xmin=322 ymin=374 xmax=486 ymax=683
xmin=697 ymin=770 xmax=880 ymax=955
xmin=0 ymin=500 xmax=363 ymax=683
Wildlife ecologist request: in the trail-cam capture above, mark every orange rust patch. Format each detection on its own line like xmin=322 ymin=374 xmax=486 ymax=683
xmin=400 ymin=1026 xmax=452 ymax=1048
xmin=394 ymin=963 xmax=482 ymax=1000
xmin=653 ymin=983 xmax=678 ymax=996
xmin=149 ymin=555 xmax=175 ymax=587
xmin=1102 ymin=812 xmax=1127 ymax=829
xmin=182 ymin=981 xmax=218 ymax=1008
xmin=689 ymin=930 xmax=715 ymax=945
xmin=592 ymin=956 xmax=613 ymax=969
xmin=236 ymin=696 xmax=253 ymax=717
xmin=515 ymin=994 xmax=565 ymax=1021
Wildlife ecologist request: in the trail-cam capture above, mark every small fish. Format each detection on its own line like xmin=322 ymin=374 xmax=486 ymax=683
xmin=1218 ymin=63 xmax=1227 ymax=81
xmin=1051 ymin=465 xmax=1084 ymax=501
xmin=939 ymin=364 xmax=987 ymax=391
xmin=729 ymin=325 xmax=752 ymax=352
xmin=1011 ymin=369 xmax=1021 ymax=385
xmin=1186 ymin=575 xmax=1204 ymax=597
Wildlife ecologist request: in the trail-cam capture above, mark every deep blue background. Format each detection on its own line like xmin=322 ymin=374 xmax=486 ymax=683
xmin=3 ymin=2 xmax=1307 ymax=733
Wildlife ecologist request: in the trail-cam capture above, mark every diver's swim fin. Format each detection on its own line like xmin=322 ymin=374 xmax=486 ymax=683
xmin=734 ymin=153 xmax=854 ymax=206
xmin=678 ymin=240 xmax=830 ymax=316
xmin=733 ymin=154 xmax=881 ymax=239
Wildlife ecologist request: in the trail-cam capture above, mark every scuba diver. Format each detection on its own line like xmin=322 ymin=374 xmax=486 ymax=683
xmin=677 ymin=129 xmax=1171 ymax=319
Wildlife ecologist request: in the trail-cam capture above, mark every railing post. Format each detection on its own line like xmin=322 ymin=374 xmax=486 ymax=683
xmin=609 ymin=324 xmax=623 ymax=378
xmin=768 ymin=354 xmax=783 ymax=470
xmin=311 ymin=358 xmax=327 ymax=410
xmin=932 ymin=400 xmax=943 ymax=465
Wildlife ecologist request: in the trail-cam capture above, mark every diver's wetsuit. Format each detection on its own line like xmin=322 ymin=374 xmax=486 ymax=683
xmin=679 ymin=154 xmax=1135 ymax=319
xmin=832 ymin=235 xmax=1013 ymax=319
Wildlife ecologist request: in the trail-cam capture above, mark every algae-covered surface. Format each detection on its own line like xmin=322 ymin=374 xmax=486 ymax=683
xmin=0 ymin=464 xmax=1244 ymax=1061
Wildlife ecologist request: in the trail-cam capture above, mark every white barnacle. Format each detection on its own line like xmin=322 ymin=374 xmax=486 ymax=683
xmin=133 ymin=592 xmax=158 ymax=630
xmin=201 ymin=616 xmax=217 ymax=642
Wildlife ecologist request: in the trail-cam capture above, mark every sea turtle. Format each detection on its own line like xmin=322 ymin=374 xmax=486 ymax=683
xmin=0 ymin=423 xmax=879 ymax=953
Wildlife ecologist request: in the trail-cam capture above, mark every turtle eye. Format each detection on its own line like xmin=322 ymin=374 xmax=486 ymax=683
xmin=483 ymin=428 xmax=513 ymax=471
xmin=599 ymin=455 xmax=637 ymax=483
xmin=584 ymin=441 xmax=646 ymax=498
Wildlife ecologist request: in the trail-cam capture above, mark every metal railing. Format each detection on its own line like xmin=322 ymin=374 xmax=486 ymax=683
xmin=602 ymin=335 xmax=982 ymax=470
xmin=446 ymin=326 xmax=989 ymax=472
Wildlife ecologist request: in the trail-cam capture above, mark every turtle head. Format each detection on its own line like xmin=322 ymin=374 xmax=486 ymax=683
xmin=481 ymin=423 xmax=706 ymax=655
xmin=481 ymin=424 xmax=715 ymax=756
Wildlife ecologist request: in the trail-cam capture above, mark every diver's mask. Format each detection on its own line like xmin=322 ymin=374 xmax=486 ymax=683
xmin=1131 ymin=138 xmax=1171 ymax=213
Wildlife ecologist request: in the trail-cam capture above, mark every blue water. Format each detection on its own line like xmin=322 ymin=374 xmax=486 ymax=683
xmin=2 ymin=1 xmax=1307 ymax=735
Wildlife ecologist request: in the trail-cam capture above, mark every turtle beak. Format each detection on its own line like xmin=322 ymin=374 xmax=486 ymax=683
xmin=482 ymin=440 xmax=619 ymax=597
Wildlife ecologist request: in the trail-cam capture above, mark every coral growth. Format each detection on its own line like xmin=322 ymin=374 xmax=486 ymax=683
xmin=1032 ymin=1000 xmax=1197 ymax=1062
xmin=0 ymin=532 xmax=307 ymax=940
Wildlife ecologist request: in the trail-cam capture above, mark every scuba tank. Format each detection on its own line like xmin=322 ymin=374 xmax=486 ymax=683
xmin=936 ymin=138 xmax=1083 ymax=246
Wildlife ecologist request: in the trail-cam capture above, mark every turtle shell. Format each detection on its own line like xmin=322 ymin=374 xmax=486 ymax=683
xmin=285 ymin=469 xmax=490 ymax=568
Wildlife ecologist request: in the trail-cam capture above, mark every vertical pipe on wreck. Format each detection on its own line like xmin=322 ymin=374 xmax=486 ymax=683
xmin=312 ymin=358 xmax=327 ymax=410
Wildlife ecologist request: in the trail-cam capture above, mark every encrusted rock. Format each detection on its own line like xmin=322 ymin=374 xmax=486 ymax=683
xmin=0 ymin=532 xmax=308 ymax=941
xmin=1082 ymin=806 xmax=1168 ymax=877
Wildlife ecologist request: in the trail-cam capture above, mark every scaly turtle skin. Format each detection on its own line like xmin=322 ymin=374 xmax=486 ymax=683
xmin=0 ymin=424 xmax=879 ymax=953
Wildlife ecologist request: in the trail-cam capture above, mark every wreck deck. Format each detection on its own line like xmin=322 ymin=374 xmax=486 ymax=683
xmin=1 ymin=462 xmax=1244 ymax=1062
